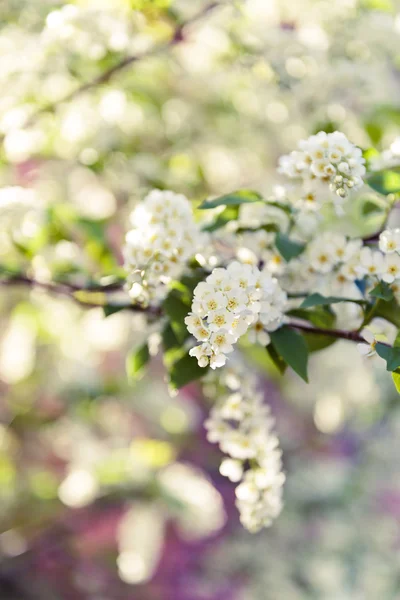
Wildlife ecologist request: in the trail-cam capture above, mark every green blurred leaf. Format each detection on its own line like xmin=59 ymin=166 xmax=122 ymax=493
xmin=300 ymin=293 xmax=364 ymax=308
xmin=275 ymin=233 xmax=305 ymax=262
xmin=266 ymin=343 xmax=287 ymax=374
xmin=162 ymin=323 xmax=181 ymax=352
xmin=361 ymin=198 xmax=386 ymax=216
xmin=394 ymin=331 xmax=400 ymax=348
xmin=367 ymin=169 xmax=400 ymax=196
xmin=364 ymin=122 xmax=383 ymax=145
xmin=199 ymin=189 xmax=263 ymax=209
xmin=169 ymin=353 xmax=207 ymax=389
xmin=370 ymin=281 xmax=394 ymax=301
xmin=375 ymin=342 xmax=400 ymax=371
xmin=202 ymin=205 xmax=240 ymax=232
xmin=375 ymin=298 xmax=400 ymax=327
xmin=126 ymin=343 xmax=150 ymax=381
xmin=392 ymin=370 xmax=400 ymax=393
xmin=270 ymin=326 xmax=309 ymax=382
xmin=288 ymin=307 xmax=337 ymax=353
xmin=163 ymin=288 xmax=191 ymax=344
xmin=288 ymin=307 xmax=335 ymax=328
xmin=103 ymin=305 xmax=126 ymax=317
xmin=361 ymin=0 xmax=394 ymax=11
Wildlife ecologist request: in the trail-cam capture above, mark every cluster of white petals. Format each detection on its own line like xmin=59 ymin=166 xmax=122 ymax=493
xmin=204 ymin=362 xmax=285 ymax=532
xmin=281 ymin=230 xmax=400 ymax=305
xmin=124 ymin=190 xmax=206 ymax=305
xmin=379 ymin=228 xmax=400 ymax=255
xmin=186 ymin=262 xmax=287 ymax=369
xmin=278 ymin=131 xmax=366 ymax=204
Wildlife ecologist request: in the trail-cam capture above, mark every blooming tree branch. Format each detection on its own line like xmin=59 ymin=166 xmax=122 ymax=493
xmin=6 ymin=1 xmax=224 ymax=136
xmin=2 ymin=129 xmax=400 ymax=534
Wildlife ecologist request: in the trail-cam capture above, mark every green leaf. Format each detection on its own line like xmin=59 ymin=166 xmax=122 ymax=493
xmin=269 ymin=326 xmax=309 ymax=382
xmin=288 ymin=307 xmax=335 ymax=328
xmin=392 ymin=370 xmax=400 ymax=394
xmin=370 ymin=281 xmax=394 ymax=301
xmin=161 ymin=323 xmax=181 ymax=352
xmin=394 ymin=330 xmax=400 ymax=348
xmin=275 ymin=233 xmax=305 ymax=262
xmin=361 ymin=0 xmax=394 ymax=13
xmin=126 ymin=343 xmax=150 ymax=381
xmin=202 ymin=205 xmax=240 ymax=232
xmin=162 ymin=288 xmax=191 ymax=344
xmin=375 ymin=342 xmax=400 ymax=371
xmin=367 ymin=169 xmax=400 ymax=196
xmin=361 ymin=198 xmax=386 ymax=216
xmin=288 ymin=307 xmax=337 ymax=353
xmin=103 ymin=305 xmax=126 ymax=317
xmin=364 ymin=122 xmax=383 ymax=146
xmin=266 ymin=344 xmax=287 ymax=374
xmin=300 ymin=293 xmax=364 ymax=309
xmin=199 ymin=190 xmax=263 ymax=210
xmin=375 ymin=298 xmax=400 ymax=327
xmin=169 ymin=353 xmax=207 ymax=389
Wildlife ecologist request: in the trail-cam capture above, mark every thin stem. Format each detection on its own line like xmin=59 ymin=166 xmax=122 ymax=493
xmin=359 ymin=298 xmax=380 ymax=330
xmin=288 ymin=320 xmax=365 ymax=343
xmin=0 ymin=273 xmax=161 ymax=315
xmin=0 ymin=274 xmax=386 ymax=343
xmin=6 ymin=2 xmax=223 ymax=135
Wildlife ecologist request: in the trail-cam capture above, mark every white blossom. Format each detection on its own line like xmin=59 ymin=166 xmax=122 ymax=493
xmin=203 ymin=361 xmax=285 ymax=533
xmin=124 ymin=190 xmax=207 ymax=305
xmin=278 ymin=131 xmax=366 ymax=205
xmin=186 ymin=262 xmax=287 ymax=369
xmin=381 ymin=253 xmax=400 ymax=284
xmin=379 ymin=228 xmax=400 ymax=254
xmin=357 ymin=329 xmax=378 ymax=357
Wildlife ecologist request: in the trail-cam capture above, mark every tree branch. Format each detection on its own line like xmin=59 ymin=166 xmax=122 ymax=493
xmin=10 ymin=2 xmax=223 ymax=134
xmin=0 ymin=273 xmax=161 ymax=315
xmin=288 ymin=320 xmax=365 ymax=343
xmin=0 ymin=274 xmax=378 ymax=343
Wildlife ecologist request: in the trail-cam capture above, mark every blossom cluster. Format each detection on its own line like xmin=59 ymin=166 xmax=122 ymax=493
xmin=204 ymin=361 xmax=285 ymax=533
xmin=277 ymin=230 xmax=400 ymax=306
xmin=186 ymin=262 xmax=287 ymax=370
xmin=278 ymin=131 xmax=366 ymax=207
xmin=124 ymin=190 xmax=206 ymax=305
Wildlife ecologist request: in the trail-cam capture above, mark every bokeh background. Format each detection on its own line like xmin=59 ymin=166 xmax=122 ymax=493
xmin=1 ymin=0 xmax=400 ymax=598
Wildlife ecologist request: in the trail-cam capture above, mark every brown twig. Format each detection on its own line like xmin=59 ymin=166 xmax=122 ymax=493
xmin=0 ymin=273 xmax=161 ymax=315
xmin=289 ymin=320 xmax=365 ymax=343
xmin=0 ymin=273 xmax=372 ymax=342
xmin=4 ymin=2 xmax=223 ymax=136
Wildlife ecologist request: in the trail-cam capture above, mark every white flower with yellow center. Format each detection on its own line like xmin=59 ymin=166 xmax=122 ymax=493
xmin=379 ymin=228 xmax=400 ymax=254
xmin=381 ymin=253 xmax=400 ymax=284
xmin=355 ymin=247 xmax=384 ymax=279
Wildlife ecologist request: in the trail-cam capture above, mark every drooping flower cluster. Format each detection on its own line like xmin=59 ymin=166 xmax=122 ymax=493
xmin=278 ymin=131 xmax=366 ymax=204
xmin=204 ymin=361 xmax=285 ymax=533
xmin=124 ymin=190 xmax=206 ymax=305
xmin=186 ymin=262 xmax=287 ymax=369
